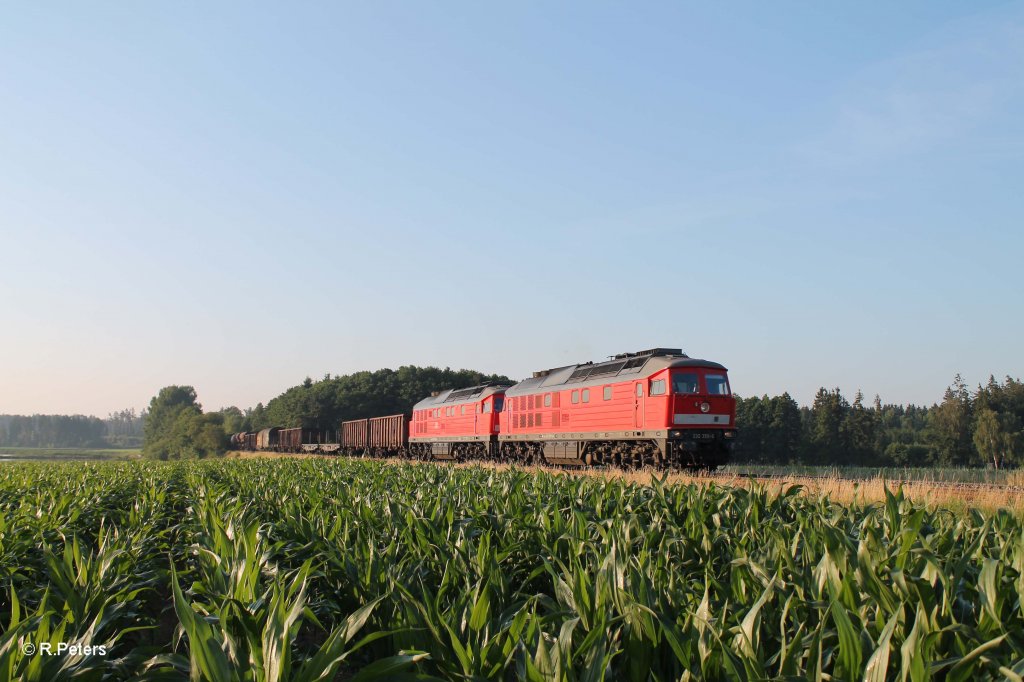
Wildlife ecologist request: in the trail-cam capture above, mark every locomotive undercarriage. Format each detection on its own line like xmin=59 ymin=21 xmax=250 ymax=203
xmin=407 ymin=434 xmax=729 ymax=470
xmin=408 ymin=441 xmax=491 ymax=462
xmin=499 ymin=438 xmax=723 ymax=470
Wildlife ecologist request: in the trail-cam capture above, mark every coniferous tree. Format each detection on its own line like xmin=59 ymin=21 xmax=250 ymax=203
xmin=928 ymin=374 xmax=976 ymax=466
xmin=809 ymin=388 xmax=849 ymax=464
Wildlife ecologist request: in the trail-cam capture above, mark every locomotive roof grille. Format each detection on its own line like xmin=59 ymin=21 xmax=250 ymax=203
xmin=444 ymin=385 xmax=487 ymax=402
xmin=587 ymin=360 xmax=628 ymax=377
xmin=613 ymin=347 xmax=684 ymax=359
xmin=509 ymin=348 xmax=723 ymax=397
xmin=530 ymin=349 xmax=687 ymax=383
xmin=413 ymin=383 xmax=512 ymax=410
xmin=566 ymin=365 xmax=594 ymax=382
xmin=566 ymin=359 xmax=631 ymax=383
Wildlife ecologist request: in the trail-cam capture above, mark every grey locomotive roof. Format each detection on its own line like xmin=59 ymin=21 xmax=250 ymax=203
xmin=505 ymin=349 xmax=727 ymax=397
xmin=412 ymin=384 xmax=510 ymax=410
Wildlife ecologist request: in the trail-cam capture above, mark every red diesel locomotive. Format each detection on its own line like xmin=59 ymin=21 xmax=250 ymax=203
xmin=236 ymin=347 xmax=736 ymax=469
xmin=407 ymin=347 xmax=736 ymax=468
xmin=499 ymin=348 xmax=735 ymax=468
xmin=409 ymin=383 xmax=507 ymax=460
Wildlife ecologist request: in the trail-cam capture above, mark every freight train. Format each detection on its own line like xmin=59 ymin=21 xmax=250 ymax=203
xmin=231 ymin=348 xmax=737 ymax=469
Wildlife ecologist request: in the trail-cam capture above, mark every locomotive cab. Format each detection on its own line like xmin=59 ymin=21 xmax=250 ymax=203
xmin=670 ymin=368 xmax=734 ymax=425
xmin=662 ymin=365 xmax=737 ymax=466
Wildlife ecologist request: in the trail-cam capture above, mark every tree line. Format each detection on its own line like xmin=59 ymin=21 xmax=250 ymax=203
xmin=237 ymin=366 xmax=514 ymax=437
xmin=16 ymin=367 xmax=1021 ymax=467
xmin=736 ymin=375 xmax=1024 ymax=469
xmin=0 ymin=410 xmax=145 ymax=449
xmin=141 ymin=366 xmax=513 ymax=459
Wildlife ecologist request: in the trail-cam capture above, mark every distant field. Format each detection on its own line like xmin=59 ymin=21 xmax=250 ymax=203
xmin=225 ymin=450 xmax=1024 ymax=511
xmin=0 ymin=446 xmax=141 ymax=460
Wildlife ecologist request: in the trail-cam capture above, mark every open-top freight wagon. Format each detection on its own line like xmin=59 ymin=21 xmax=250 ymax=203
xmin=341 ymin=415 xmax=408 ymax=456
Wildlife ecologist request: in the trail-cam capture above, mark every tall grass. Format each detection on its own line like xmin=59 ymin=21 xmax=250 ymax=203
xmin=721 ymin=463 xmax=1024 ymax=486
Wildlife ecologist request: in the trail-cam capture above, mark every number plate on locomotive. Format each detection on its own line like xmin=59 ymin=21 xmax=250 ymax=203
xmin=691 ymin=433 xmax=716 ymax=440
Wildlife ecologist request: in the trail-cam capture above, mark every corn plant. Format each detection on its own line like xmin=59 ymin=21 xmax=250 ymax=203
xmin=2 ymin=459 xmax=1024 ymax=680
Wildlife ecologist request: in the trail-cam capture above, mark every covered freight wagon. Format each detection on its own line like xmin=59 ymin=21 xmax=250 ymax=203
xmin=277 ymin=427 xmax=321 ymax=453
xmin=255 ymin=427 xmax=280 ymax=451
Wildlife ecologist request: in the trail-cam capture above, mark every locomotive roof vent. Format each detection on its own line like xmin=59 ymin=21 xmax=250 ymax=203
xmin=440 ymin=382 xmax=509 ymax=403
xmin=613 ymin=348 xmax=686 ymax=360
xmin=532 ymin=370 xmax=551 ymax=378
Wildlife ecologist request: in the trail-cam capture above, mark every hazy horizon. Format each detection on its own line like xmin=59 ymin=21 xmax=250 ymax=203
xmin=3 ymin=2 xmax=1022 ymax=418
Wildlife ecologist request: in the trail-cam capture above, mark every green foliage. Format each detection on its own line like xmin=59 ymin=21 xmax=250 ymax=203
xmin=0 ymin=411 xmax=143 ymax=450
xmin=143 ymin=386 xmax=228 ymax=460
xmin=257 ymin=366 xmax=513 ymax=430
xmin=0 ymin=414 xmax=107 ymax=448
xmin=216 ymin=406 xmax=246 ymax=436
xmin=1 ymin=459 xmax=1023 ymax=679
xmin=929 ymin=374 xmax=976 ymax=467
xmin=734 ymin=393 xmax=801 ymax=464
xmin=810 ymin=387 xmax=851 ymax=463
xmin=974 ymin=408 xmax=1023 ymax=470
xmin=737 ymin=375 xmax=1024 ymax=468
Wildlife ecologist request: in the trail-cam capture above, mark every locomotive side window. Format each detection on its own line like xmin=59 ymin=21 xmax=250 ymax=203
xmin=636 ymin=384 xmax=643 ymax=397
xmin=582 ymin=389 xmax=590 ymax=403
xmin=483 ymin=402 xmax=492 ymax=413
xmin=461 ymin=405 xmax=466 ymax=415
xmin=673 ymin=373 xmax=699 ymax=395
xmin=705 ymin=374 xmax=730 ymax=395
xmin=571 ymin=390 xmax=579 ymax=404
xmin=603 ymin=386 xmax=612 ymax=400
xmin=544 ymin=393 xmax=551 ymax=407
xmin=650 ymin=379 xmax=666 ymax=396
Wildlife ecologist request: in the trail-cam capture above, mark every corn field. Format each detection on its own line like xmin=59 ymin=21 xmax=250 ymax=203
xmin=1 ymin=459 xmax=1022 ymax=681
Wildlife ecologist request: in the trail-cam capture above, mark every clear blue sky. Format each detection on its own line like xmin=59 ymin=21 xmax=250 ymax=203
xmin=2 ymin=2 xmax=1022 ymax=417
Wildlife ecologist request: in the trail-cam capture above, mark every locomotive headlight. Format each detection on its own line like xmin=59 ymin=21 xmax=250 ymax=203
xmin=700 ymin=402 xmax=711 ymax=413
xmin=724 ymin=430 xmax=736 ymax=439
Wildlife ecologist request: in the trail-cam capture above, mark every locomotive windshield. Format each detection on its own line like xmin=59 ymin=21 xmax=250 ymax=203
xmin=493 ymin=397 xmax=504 ymax=412
xmin=672 ymin=372 xmax=699 ymax=394
xmin=705 ymin=374 xmax=730 ymax=395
